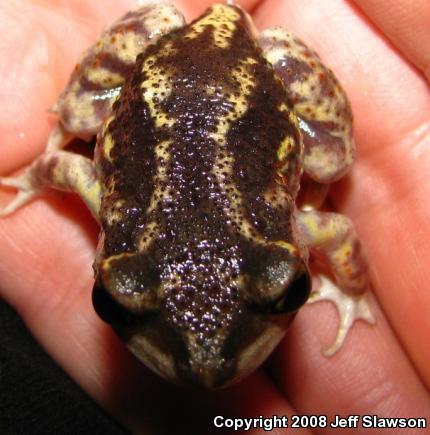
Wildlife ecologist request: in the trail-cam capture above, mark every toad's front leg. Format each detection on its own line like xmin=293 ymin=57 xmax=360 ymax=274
xmin=0 ymin=152 xmax=101 ymax=219
xmin=296 ymin=210 xmax=375 ymax=356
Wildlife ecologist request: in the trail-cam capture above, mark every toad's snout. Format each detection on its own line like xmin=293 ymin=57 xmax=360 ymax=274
xmin=176 ymin=359 xmax=237 ymax=389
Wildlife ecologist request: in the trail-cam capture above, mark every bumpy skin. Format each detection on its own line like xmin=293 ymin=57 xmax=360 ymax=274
xmin=93 ymin=4 xmax=311 ymax=388
xmin=0 ymin=3 xmax=373 ymax=388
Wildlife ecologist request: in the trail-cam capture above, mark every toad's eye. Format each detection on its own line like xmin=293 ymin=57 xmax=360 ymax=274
xmin=92 ymin=278 xmax=138 ymax=327
xmin=240 ymin=246 xmax=311 ymax=314
xmin=269 ymin=265 xmax=311 ymax=313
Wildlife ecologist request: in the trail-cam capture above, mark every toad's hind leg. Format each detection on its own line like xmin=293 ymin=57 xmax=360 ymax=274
xmin=48 ymin=3 xmax=186 ymax=150
xmin=0 ymin=152 xmax=101 ymax=219
xmin=259 ymin=27 xmax=355 ymax=183
xmin=296 ymin=210 xmax=375 ymax=355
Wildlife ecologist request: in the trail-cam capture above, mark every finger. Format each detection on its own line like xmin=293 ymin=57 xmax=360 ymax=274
xmin=352 ymin=0 xmax=430 ymax=81
xmin=335 ymin=125 xmax=430 ymax=391
xmin=270 ymin=300 xmax=430 ymax=426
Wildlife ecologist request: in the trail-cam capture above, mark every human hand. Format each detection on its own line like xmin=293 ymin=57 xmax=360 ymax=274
xmin=0 ymin=0 xmax=429 ymax=433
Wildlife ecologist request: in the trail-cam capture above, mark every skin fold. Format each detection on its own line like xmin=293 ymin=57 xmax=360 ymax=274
xmin=0 ymin=0 xmax=429 ymax=433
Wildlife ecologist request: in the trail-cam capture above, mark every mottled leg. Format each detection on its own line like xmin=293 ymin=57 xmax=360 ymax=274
xmin=296 ymin=210 xmax=375 ymax=355
xmin=259 ymin=27 xmax=355 ymax=183
xmin=54 ymin=3 xmax=186 ymax=142
xmin=34 ymin=4 xmax=186 ymax=155
xmin=0 ymin=151 xmax=101 ymax=219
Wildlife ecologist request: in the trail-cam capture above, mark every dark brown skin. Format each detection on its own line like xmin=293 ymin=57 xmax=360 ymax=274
xmin=94 ymin=6 xmax=309 ymax=387
xmin=0 ymin=0 xmax=429 ymax=433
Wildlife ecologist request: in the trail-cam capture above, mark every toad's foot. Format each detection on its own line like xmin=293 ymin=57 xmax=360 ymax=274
xmin=308 ymin=275 xmax=375 ymax=356
xmin=0 ymin=172 xmax=40 ymax=217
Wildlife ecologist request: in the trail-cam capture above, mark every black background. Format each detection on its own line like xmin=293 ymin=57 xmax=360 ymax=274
xmin=0 ymin=300 xmax=128 ymax=435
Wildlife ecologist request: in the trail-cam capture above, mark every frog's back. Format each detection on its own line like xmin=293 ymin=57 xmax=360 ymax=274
xmin=97 ymin=4 xmax=302 ymax=254
xmin=94 ymin=4 xmax=306 ymax=387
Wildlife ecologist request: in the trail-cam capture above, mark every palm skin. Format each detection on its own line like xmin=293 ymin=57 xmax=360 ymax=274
xmin=0 ymin=0 xmax=429 ymax=433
